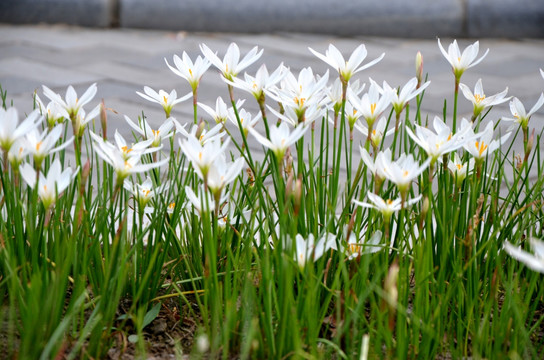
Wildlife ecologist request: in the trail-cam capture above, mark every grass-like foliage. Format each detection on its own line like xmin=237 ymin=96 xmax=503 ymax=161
xmin=0 ymin=40 xmax=543 ymax=359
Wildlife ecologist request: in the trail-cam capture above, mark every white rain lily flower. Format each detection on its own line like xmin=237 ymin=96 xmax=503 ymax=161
xmin=249 ymin=122 xmax=308 ymax=160
xmin=184 ymin=185 xmax=227 ymax=214
xmin=360 ymin=148 xmax=390 ymax=181
xmin=387 ymin=77 xmax=430 ymax=115
xmin=19 ymin=159 xmax=78 ymax=209
xmin=503 ymin=94 xmax=544 ymax=130
xmin=207 ymin=155 xmax=245 ymax=198
xmin=26 ymin=124 xmax=74 ymax=167
xmin=353 ymin=192 xmax=422 ymax=219
xmin=179 ymin=136 xmax=230 ymax=181
xmin=268 ymin=102 xmax=324 ymax=127
xmin=91 ymin=130 xmax=157 ymax=161
xmin=267 ymin=67 xmax=329 ymax=121
xmin=200 ymin=42 xmax=263 ymax=81
xmin=136 ymin=86 xmax=192 ymax=118
xmin=294 ymin=233 xmax=337 ymax=268
xmin=348 ymin=79 xmax=394 ymax=128
xmin=459 ymin=79 xmax=510 ymax=119
xmin=189 ymin=122 xmax=226 ymax=145
xmin=343 ymin=231 xmax=383 ymax=260
xmin=376 ymin=153 xmax=431 ymax=196
xmin=463 ymin=121 xmax=511 ymax=162
xmin=91 ymin=131 xmax=167 ymax=184
xmin=7 ymin=138 xmax=30 ymax=167
xmin=227 ymin=108 xmax=261 ymax=136
xmin=445 ymin=152 xmax=475 ymax=187
xmin=437 ymin=39 xmax=489 ymax=80
xmin=0 ymin=108 xmax=42 ymax=152
xmin=342 ymin=101 xmax=362 ymax=130
xmin=124 ymin=176 xmax=170 ymax=209
xmin=406 ymin=116 xmax=471 ymax=163
xmin=309 ymin=44 xmax=384 ymax=82
xmin=218 ymin=206 xmax=251 ymax=229
xmin=198 ymin=97 xmax=245 ymax=124
xmin=74 ymin=104 xmax=101 ymax=137
xmin=42 ymin=83 xmax=97 ymax=119
xmin=165 ymin=52 xmax=211 ymax=91
xmin=227 ymin=63 xmax=288 ymax=101
xmin=354 ymin=116 xmax=394 ymax=148
xmin=504 ymin=238 xmax=544 ymax=273
xmin=327 ymin=78 xmax=365 ymax=114
xmin=124 ymin=115 xmax=176 ymax=147
xmin=35 ymin=94 xmax=70 ymax=126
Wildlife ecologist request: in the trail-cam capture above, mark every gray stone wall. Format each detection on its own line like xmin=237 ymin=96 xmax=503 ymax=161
xmin=0 ymin=0 xmax=543 ymax=37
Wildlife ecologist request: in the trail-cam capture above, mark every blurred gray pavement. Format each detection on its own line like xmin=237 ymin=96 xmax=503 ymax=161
xmin=0 ymin=24 xmax=543 ymax=180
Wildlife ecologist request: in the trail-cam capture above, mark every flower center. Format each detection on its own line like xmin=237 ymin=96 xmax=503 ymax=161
xmin=456 ymin=164 xmax=462 ymax=170
xmin=169 ymin=202 xmax=175 ymax=209
xmin=294 ymin=97 xmax=306 ymax=107
xmin=163 ymin=95 xmax=168 ymax=104
xmin=121 ymin=146 xmax=133 ymax=154
xmin=152 ymin=129 xmax=160 ymax=137
xmin=475 ymin=141 xmax=488 ymax=156
xmin=36 ymin=141 xmax=42 ymax=151
xmin=370 ymin=103 xmax=376 ymax=115
xmin=386 ymin=199 xmax=393 ymax=205
xmin=403 ymin=170 xmax=409 ymax=177
xmin=474 ymin=94 xmax=486 ymax=103
xmin=189 ymin=68 xmax=193 ymax=77
xmin=142 ymin=189 xmax=151 ymax=197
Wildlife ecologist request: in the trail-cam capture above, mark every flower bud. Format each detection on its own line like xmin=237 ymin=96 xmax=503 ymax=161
xmin=415 ymin=51 xmax=423 ymax=87
xmin=526 ymin=128 xmax=535 ymax=157
xmin=293 ymin=177 xmax=302 ymax=215
xmin=100 ymin=99 xmax=107 ymax=140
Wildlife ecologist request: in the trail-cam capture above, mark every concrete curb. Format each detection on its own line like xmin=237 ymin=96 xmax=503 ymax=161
xmin=0 ymin=0 xmax=543 ymax=38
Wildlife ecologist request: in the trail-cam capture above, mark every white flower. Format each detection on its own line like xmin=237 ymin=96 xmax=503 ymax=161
xmin=348 ymin=79 xmax=394 ymax=128
xmin=198 ymin=97 xmax=245 ymax=124
xmin=19 ymin=159 xmax=78 ymax=208
xmin=463 ymin=121 xmax=510 ymax=162
xmin=308 ymin=44 xmax=384 ymax=82
xmin=73 ymin=105 xmax=101 ymax=137
xmin=249 ymin=122 xmax=308 ymax=160
xmin=7 ymin=138 xmax=30 ymax=167
xmin=184 ymin=185 xmax=226 ymax=214
xmin=294 ymin=233 xmax=337 ymax=268
xmin=179 ymin=136 xmax=230 ymax=181
xmin=445 ymin=152 xmax=475 ymax=187
xmin=165 ymin=52 xmax=211 ymax=91
xmin=360 ymin=148 xmax=390 ymax=180
xmin=353 ymin=192 xmax=422 ymax=219
xmin=343 ymin=231 xmax=383 ymax=260
xmin=388 ymin=77 xmax=430 ymax=115
xmin=25 ymin=124 xmax=74 ymax=166
xmin=227 ymin=63 xmax=287 ymax=101
xmin=0 ymin=108 xmax=42 ymax=152
xmin=406 ymin=116 xmax=470 ymax=163
xmin=267 ymin=67 xmax=329 ymax=121
xmin=503 ymin=94 xmax=544 ymax=129
xmin=268 ymin=102 xmax=324 ymax=127
xmin=91 ymin=131 xmax=167 ymax=184
xmin=200 ymin=42 xmax=263 ymax=81
xmin=227 ymin=108 xmax=261 ymax=136
xmin=459 ymin=79 xmax=510 ymax=118
xmin=437 ymin=39 xmax=489 ymax=79
xmin=125 ymin=115 xmax=176 ymax=147
xmin=207 ymin=155 xmax=245 ymax=198
xmin=376 ymin=153 xmax=431 ymax=195
xmin=35 ymin=94 xmax=70 ymax=126
xmin=124 ymin=176 xmax=170 ymax=208
xmin=504 ymin=238 xmax=544 ymax=273
xmin=327 ymin=78 xmax=365 ymax=114
xmin=136 ymin=86 xmax=191 ymax=117
xmin=354 ymin=116 xmax=394 ymax=148
xmin=42 ymin=83 xmax=97 ymax=119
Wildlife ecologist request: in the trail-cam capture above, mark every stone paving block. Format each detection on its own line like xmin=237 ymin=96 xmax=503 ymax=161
xmin=0 ymin=57 xmax=104 ymax=87
xmin=0 ymin=0 xmax=112 ymax=27
xmin=468 ymin=0 xmax=544 ymax=38
xmin=120 ymin=0 xmax=463 ymax=38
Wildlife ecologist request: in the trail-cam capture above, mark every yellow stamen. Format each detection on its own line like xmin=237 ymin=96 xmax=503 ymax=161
xmin=475 ymin=141 xmax=488 ymax=156
xmin=447 ymin=133 xmax=452 ymax=141
xmin=403 ymin=170 xmax=409 ymax=177
xmin=189 ymin=68 xmax=193 ymax=77
xmin=370 ymin=103 xmax=376 ymax=115
xmin=474 ymin=94 xmax=485 ymax=103
xmin=121 ymin=146 xmax=133 ymax=154
xmin=386 ymin=199 xmax=393 ymax=205
xmin=124 ymin=160 xmax=132 ymax=169
xmin=198 ymin=152 xmax=203 ymax=161
xmin=142 ymin=189 xmax=151 ymax=197
xmin=456 ymin=164 xmax=462 ymax=170
xmin=36 ymin=141 xmax=42 ymax=151
xmin=169 ymin=202 xmax=175 ymax=209
xmin=163 ymin=95 xmax=168 ymax=104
